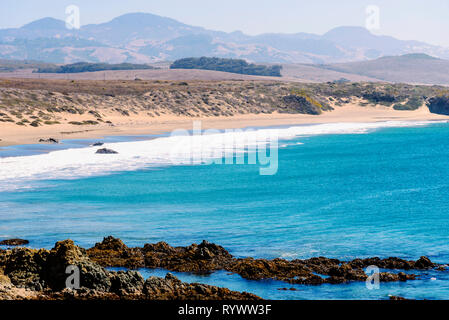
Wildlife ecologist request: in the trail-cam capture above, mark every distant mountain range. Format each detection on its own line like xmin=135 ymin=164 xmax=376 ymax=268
xmin=1 ymin=12 xmax=449 ymax=64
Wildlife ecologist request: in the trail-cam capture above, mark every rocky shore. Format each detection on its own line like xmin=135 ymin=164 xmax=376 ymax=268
xmin=86 ymin=237 xmax=438 ymax=285
xmin=0 ymin=239 xmax=259 ymax=300
xmin=0 ymin=236 xmax=444 ymax=300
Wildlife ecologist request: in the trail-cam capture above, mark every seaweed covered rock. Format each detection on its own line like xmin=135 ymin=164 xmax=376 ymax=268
xmin=414 ymin=256 xmax=435 ymax=269
xmin=0 ymin=239 xmax=263 ymax=300
xmin=379 ymin=272 xmax=416 ymax=282
xmin=228 ymin=258 xmax=325 ymax=285
xmin=0 ymin=238 xmax=442 ymax=300
xmin=142 ymin=240 xmax=233 ymax=273
xmin=326 ymin=263 xmax=367 ymax=283
xmin=299 ymin=257 xmax=341 ymax=275
xmin=43 ymin=240 xmax=111 ymax=291
xmin=3 ymin=247 xmax=48 ymax=290
xmin=143 ymin=273 xmax=260 ymax=300
xmin=0 ymin=239 xmax=30 ymax=246
xmin=349 ymin=257 xmax=415 ymax=270
xmin=87 ymin=236 xmax=145 ymax=269
xmin=194 ymin=240 xmax=232 ymax=260
xmin=109 ymin=270 xmax=145 ymax=296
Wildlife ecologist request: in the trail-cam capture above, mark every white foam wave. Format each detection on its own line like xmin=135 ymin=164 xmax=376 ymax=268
xmin=0 ymin=120 xmax=443 ymax=190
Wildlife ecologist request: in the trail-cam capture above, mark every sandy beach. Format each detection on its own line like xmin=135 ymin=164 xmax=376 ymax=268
xmin=1 ymin=104 xmax=448 ymax=147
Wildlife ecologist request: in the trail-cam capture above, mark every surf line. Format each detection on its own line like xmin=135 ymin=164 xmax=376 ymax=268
xmin=168 ymin=121 xmax=279 ymax=175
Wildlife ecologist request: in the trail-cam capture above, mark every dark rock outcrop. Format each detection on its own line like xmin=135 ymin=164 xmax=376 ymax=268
xmin=109 ymin=270 xmax=144 ymax=295
xmin=43 ymin=240 xmax=111 ymax=291
xmin=87 ymin=236 xmax=145 ymax=269
xmin=428 ymin=96 xmax=449 ymax=115
xmin=379 ymin=272 xmax=416 ymax=282
xmin=95 ymin=148 xmax=118 ymax=154
xmin=389 ymin=295 xmax=411 ymax=300
xmin=3 ymin=247 xmax=48 ymax=291
xmin=228 ymin=258 xmax=324 ymax=285
xmin=348 ymin=257 xmax=417 ymax=270
xmin=0 ymin=237 xmax=443 ymax=300
xmin=0 ymin=238 xmax=260 ymax=300
xmin=141 ymin=240 xmax=232 ymax=273
xmin=143 ymin=273 xmax=259 ymax=300
xmin=92 ymin=142 xmax=104 ymax=146
xmin=88 ymin=237 xmax=434 ymax=286
xmin=326 ymin=263 xmax=367 ymax=283
xmin=0 ymin=239 xmax=29 ymax=246
xmin=38 ymin=138 xmax=59 ymax=144
xmin=414 ymin=256 xmax=435 ymax=269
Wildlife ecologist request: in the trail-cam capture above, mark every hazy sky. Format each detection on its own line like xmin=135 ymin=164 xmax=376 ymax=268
xmin=1 ymin=0 xmax=449 ymax=47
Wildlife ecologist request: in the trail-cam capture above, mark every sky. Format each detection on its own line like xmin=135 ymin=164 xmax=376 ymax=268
xmin=1 ymin=0 xmax=449 ymax=47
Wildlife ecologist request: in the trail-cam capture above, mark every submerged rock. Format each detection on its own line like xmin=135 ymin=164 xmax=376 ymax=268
xmin=96 ymin=148 xmax=118 ymax=154
xmin=278 ymin=287 xmax=298 ymax=291
xmin=92 ymin=142 xmax=104 ymax=146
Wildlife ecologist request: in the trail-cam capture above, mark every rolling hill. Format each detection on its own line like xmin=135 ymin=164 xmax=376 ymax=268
xmin=2 ymin=53 xmax=449 ymax=85
xmin=319 ymin=53 xmax=449 ymax=85
xmin=1 ymin=13 xmax=449 ymax=64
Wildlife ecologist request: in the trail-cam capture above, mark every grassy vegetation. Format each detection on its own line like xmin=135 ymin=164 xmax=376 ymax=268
xmin=35 ymin=62 xmax=155 ymax=73
xmin=0 ymin=79 xmax=449 ymax=128
xmin=291 ymin=89 xmax=332 ymax=110
xmin=170 ymin=57 xmax=282 ymax=77
xmin=68 ymin=120 xmax=99 ymax=125
xmin=0 ymin=59 xmax=55 ymax=72
xmin=393 ymin=96 xmax=424 ymax=110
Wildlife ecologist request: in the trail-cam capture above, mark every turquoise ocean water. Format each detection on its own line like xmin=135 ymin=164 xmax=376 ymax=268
xmin=1 ymin=121 xmax=449 ymax=299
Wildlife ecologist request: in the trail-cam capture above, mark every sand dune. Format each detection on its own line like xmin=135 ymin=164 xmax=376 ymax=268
xmin=1 ymin=78 xmax=448 ymax=147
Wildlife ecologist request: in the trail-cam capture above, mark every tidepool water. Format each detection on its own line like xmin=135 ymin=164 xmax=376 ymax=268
xmin=1 ymin=121 xmax=449 ymax=300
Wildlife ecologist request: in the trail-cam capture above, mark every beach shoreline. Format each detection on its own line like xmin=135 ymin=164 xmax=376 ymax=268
xmin=1 ymin=104 xmax=448 ymax=147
